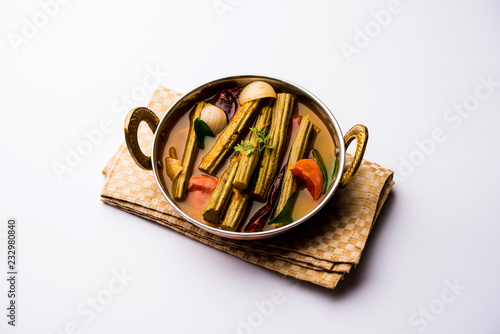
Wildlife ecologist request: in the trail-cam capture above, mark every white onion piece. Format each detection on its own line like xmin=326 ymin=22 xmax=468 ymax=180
xmin=165 ymin=157 xmax=182 ymax=181
xmin=238 ymin=81 xmax=276 ymax=105
xmin=200 ymin=104 xmax=228 ymax=135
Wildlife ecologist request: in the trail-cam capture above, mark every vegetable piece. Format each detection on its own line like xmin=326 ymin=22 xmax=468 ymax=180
xmin=198 ymin=99 xmax=262 ymax=174
xmin=215 ymin=87 xmax=239 ymax=121
xmin=311 ymin=149 xmax=328 ymax=194
xmin=267 ymin=192 xmax=299 ymax=226
xmin=193 ymin=118 xmax=215 ymax=149
xmin=292 ymin=116 xmax=301 ymax=128
xmin=188 ymin=175 xmax=219 ymax=192
xmin=234 ymin=126 xmax=274 ymax=155
xmin=238 ymin=81 xmax=277 ymax=105
xmin=252 ymin=93 xmax=295 ymax=202
xmin=202 ymin=156 xmax=240 ymax=225
xmin=220 ymin=189 xmax=251 ymax=231
xmin=327 ymin=156 xmax=339 ymax=190
xmin=244 ymin=164 xmax=286 ymax=232
xmin=172 ymin=101 xmax=207 ymax=201
xmin=187 ymin=175 xmax=219 ymax=210
xmin=288 ymin=159 xmax=323 ymax=200
xmin=200 ymin=104 xmax=228 ymax=135
xmin=169 ymin=146 xmax=178 ymax=159
xmin=311 ymin=149 xmax=339 ymax=193
xmin=233 ymin=106 xmax=273 ymax=191
xmin=165 ymin=157 xmax=183 ymax=181
xmin=273 ymin=115 xmax=315 ymax=223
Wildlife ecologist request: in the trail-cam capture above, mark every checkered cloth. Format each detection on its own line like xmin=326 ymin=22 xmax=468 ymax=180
xmin=100 ymin=86 xmax=395 ymax=289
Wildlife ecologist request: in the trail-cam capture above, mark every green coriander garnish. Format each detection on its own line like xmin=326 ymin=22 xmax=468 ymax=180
xmin=234 ymin=127 xmax=274 ymax=155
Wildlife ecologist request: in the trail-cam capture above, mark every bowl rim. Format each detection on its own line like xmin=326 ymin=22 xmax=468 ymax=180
xmin=151 ymin=74 xmax=346 ymax=240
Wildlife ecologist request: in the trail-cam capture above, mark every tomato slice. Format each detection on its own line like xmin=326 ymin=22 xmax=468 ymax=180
xmin=289 ymin=159 xmax=323 ymax=200
xmin=188 ymin=175 xmax=219 ymax=193
xmin=187 ymin=175 xmax=219 ymax=210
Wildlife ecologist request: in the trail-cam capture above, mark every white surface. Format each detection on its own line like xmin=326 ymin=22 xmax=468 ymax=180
xmin=1 ymin=0 xmax=500 ymax=333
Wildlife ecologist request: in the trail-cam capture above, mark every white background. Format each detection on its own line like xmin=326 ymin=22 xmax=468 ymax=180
xmin=1 ymin=0 xmax=500 ymax=333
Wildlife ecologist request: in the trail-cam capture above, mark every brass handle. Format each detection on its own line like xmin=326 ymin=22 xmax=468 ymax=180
xmin=124 ymin=107 xmax=160 ymax=170
xmin=340 ymin=124 xmax=368 ymax=188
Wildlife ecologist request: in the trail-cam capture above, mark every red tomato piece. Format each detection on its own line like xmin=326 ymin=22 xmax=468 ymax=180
xmin=289 ymin=159 xmax=323 ymax=200
xmin=188 ymin=175 xmax=219 ymax=193
xmin=187 ymin=175 xmax=219 ymax=210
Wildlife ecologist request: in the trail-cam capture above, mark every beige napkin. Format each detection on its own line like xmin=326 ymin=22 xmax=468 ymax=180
xmin=100 ymin=86 xmax=395 ymax=289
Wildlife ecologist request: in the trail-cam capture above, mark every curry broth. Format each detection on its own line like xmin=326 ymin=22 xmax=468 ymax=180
xmin=162 ymin=95 xmax=336 ymax=231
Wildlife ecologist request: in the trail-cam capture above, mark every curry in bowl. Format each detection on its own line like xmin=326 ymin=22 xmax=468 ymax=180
xmin=124 ymin=75 xmax=367 ymax=239
xmin=161 ymin=81 xmax=337 ymax=232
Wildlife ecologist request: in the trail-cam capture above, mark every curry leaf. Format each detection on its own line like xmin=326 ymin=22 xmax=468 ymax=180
xmin=194 ymin=118 xmax=215 ymax=149
xmin=312 ymin=149 xmax=328 ymax=194
xmin=267 ymin=191 xmax=299 ymax=226
xmin=326 ymin=156 xmax=338 ymax=190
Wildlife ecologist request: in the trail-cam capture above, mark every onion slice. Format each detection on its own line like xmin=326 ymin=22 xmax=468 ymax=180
xmin=165 ymin=157 xmax=183 ymax=181
xmin=238 ymin=81 xmax=276 ymax=105
xmin=200 ymin=104 xmax=228 ymax=135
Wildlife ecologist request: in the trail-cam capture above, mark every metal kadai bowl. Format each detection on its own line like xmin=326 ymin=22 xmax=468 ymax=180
xmin=124 ymin=75 xmax=368 ymax=240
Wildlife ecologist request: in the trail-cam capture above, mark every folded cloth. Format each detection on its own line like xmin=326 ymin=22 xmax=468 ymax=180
xmin=101 ymin=86 xmax=395 ymax=289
